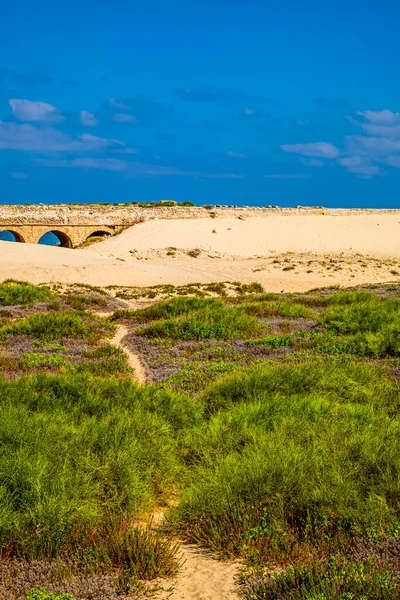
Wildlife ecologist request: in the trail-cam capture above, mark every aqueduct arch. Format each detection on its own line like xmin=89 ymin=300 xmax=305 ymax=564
xmin=38 ymin=230 xmax=73 ymax=248
xmin=0 ymin=229 xmax=26 ymax=243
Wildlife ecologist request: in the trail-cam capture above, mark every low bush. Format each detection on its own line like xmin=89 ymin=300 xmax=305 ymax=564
xmin=240 ymin=556 xmax=400 ymax=599
xmin=0 ymin=281 xmax=53 ymax=306
xmin=140 ymin=305 xmax=262 ymax=340
xmin=242 ymin=301 xmax=316 ymax=320
xmin=0 ymin=374 xmax=196 ymax=559
xmin=170 ymin=362 xmax=400 ymax=561
xmin=2 ymin=312 xmax=114 ymax=342
xmin=110 ymin=296 xmax=223 ymax=323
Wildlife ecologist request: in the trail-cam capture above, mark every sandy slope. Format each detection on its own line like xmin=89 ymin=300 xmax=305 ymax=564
xmin=0 ymin=213 xmax=399 ymax=291
xmin=86 ymin=214 xmax=400 ymax=259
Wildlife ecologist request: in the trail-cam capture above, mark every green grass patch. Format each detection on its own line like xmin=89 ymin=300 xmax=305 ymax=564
xmin=110 ymin=296 xmax=224 ymax=322
xmin=241 ymin=301 xmax=317 ymax=320
xmin=0 ymin=281 xmax=53 ymax=306
xmin=246 ymin=335 xmax=293 ymax=348
xmin=2 ymin=311 xmax=114 ymax=342
xmin=170 ymin=362 xmax=400 ymax=561
xmin=140 ymin=305 xmax=262 ymax=340
xmin=0 ymin=373 xmax=197 ymax=559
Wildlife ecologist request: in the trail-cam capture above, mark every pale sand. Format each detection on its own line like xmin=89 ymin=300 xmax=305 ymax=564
xmin=0 ymin=213 xmax=399 ymax=291
xmin=109 ymin=323 xmax=147 ymax=384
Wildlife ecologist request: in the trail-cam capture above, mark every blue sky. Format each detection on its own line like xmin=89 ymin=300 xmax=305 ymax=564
xmin=1 ymin=0 xmax=400 ymax=207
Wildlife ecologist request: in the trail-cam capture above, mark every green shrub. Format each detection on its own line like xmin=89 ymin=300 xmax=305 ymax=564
xmin=240 ymin=557 xmax=400 ymax=599
xmin=0 ymin=281 xmax=53 ymax=306
xmin=26 ymin=590 xmax=73 ymax=600
xmin=170 ymin=363 xmax=400 ymax=559
xmin=140 ymin=306 xmax=262 ymax=340
xmin=110 ymin=296 xmax=224 ymax=323
xmin=242 ymin=301 xmax=316 ymax=320
xmin=64 ymin=293 xmax=107 ymax=310
xmin=0 ymin=374 xmax=196 ymax=558
xmin=321 ymin=300 xmax=400 ymax=334
xmin=2 ymin=312 xmax=113 ymax=341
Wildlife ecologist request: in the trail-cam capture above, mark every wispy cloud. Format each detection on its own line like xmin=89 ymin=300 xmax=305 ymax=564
xmin=0 ymin=122 xmax=124 ymax=153
xmin=34 ymin=157 xmax=244 ymax=179
xmin=266 ymin=173 xmax=311 ymax=179
xmin=243 ymin=108 xmax=257 ymax=116
xmin=281 ymin=142 xmax=340 ymax=159
xmin=112 ymin=147 xmax=138 ymax=155
xmin=385 ymin=156 xmax=400 ymax=168
xmin=9 ymin=99 xmax=65 ymax=123
xmin=227 ymin=151 xmax=248 ymax=159
xmin=104 ymin=96 xmax=170 ymax=125
xmin=301 ymin=158 xmax=324 ymax=167
xmin=338 ymin=156 xmax=386 ymax=178
xmin=344 ymin=135 xmax=400 ymax=157
xmin=112 ymin=113 xmax=137 ymax=123
xmin=356 ymin=109 xmax=400 ymax=125
xmin=108 ymin=97 xmax=131 ymax=109
xmin=80 ymin=110 xmax=99 ymax=127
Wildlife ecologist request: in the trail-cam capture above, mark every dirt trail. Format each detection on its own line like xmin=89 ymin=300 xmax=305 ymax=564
xmin=156 ymin=543 xmax=240 ymax=600
xmin=103 ymin=312 xmax=241 ymax=598
xmin=109 ymin=324 xmax=147 ymax=384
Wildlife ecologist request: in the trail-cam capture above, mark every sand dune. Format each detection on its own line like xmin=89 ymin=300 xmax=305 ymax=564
xmin=0 ymin=212 xmax=399 ymax=291
xmin=86 ymin=214 xmax=400 ymax=259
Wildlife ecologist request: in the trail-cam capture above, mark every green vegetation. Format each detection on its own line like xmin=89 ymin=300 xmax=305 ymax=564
xmin=139 ymin=304 xmax=262 ymax=340
xmin=241 ymin=556 xmax=400 ymax=599
xmin=2 ymin=311 xmax=114 ymax=342
xmin=26 ymin=590 xmax=73 ymax=600
xmin=110 ymin=296 xmax=224 ymax=323
xmin=1 ymin=281 xmax=400 ymax=598
xmin=0 ymin=281 xmax=53 ymax=305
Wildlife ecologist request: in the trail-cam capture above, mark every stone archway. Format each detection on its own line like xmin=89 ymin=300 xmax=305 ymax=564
xmin=0 ymin=229 xmax=26 ymax=243
xmin=86 ymin=230 xmax=112 ymax=240
xmin=38 ymin=230 xmax=73 ymax=248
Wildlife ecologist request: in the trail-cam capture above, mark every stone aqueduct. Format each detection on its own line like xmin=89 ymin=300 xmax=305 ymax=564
xmin=0 ymin=224 xmax=127 ymax=248
xmin=0 ymin=205 xmax=146 ymax=248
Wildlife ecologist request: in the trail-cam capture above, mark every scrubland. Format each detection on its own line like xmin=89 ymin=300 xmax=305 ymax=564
xmin=0 ymin=279 xmax=399 ymax=599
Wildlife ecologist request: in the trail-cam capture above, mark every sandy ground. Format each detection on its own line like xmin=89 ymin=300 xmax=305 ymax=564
xmin=0 ymin=213 xmax=399 ymax=291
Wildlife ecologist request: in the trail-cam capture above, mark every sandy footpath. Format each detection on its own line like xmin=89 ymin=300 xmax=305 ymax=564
xmin=0 ymin=213 xmax=399 ymax=291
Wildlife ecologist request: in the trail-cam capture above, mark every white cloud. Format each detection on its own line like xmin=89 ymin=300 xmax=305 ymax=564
xmin=345 ymin=135 xmax=400 ymax=157
xmin=356 ymin=109 xmax=400 ymax=125
xmin=243 ymin=108 xmax=256 ymax=116
xmin=80 ymin=110 xmax=99 ymax=127
xmin=265 ymin=173 xmax=311 ymax=179
xmin=281 ymin=142 xmax=340 ymax=159
xmin=108 ymin=97 xmax=131 ymax=109
xmin=384 ymin=156 xmax=400 ymax=168
xmin=338 ymin=156 xmax=386 ymax=178
xmin=9 ymin=99 xmax=65 ymax=123
xmin=112 ymin=147 xmax=138 ymax=154
xmin=297 ymin=119 xmax=311 ymax=126
xmin=361 ymin=124 xmax=400 ymax=138
xmin=112 ymin=113 xmax=137 ymax=123
xmin=227 ymin=151 xmax=248 ymax=159
xmin=0 ymin=122 xmax=124 ymax=153
xmin=35 ymin=158 xmax=128 ymax=171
